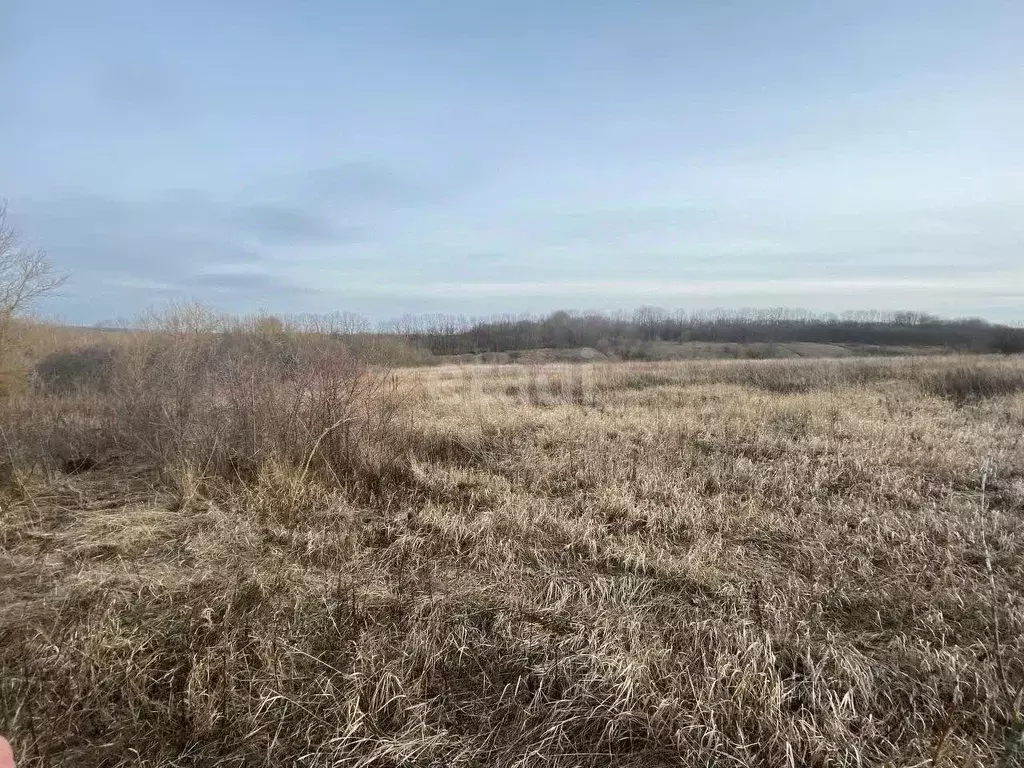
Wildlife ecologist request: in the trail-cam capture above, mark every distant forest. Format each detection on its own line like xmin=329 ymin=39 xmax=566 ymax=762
xmin=359 ymin=308 xmax=1024 ymax=359
xmin=84 ymin=307 xmax=1024 ymax=365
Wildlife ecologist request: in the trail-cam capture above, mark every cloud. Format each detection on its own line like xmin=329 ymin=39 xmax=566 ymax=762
xmin=11 ymin=157 xmax=449 ymax=320
xmin=282 ymin=162 xmax=438 ymax=208
xmin=230 ymin=204 xmax=360 ymax=246
xmin=15 ymin=177 xmax=379 ymax=269
xmin=349 ymin=274 xmax=1024 ymax=299
xmin=41 ymin=165 xmax=423 ymax=298
xmin=469 ymin=201 xmax=1024 ymax=285
xmin=534 ymin=206 xmax=717 ymax=244
xmin=12 ymin=191 xmax=322 ymax=316
xmin=13 ymin=178 xmax=1024 ymax=324
xmin=92 ymin=57 xmax=180 ymax=115
xmin=189 ymin=270 xmax=315 ymax=297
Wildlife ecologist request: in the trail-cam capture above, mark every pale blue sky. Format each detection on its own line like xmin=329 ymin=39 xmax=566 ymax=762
xmin=2 ymin=1 xmax=1022 ymax=323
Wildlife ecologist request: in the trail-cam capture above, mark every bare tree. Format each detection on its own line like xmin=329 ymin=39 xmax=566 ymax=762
xmin=0 ymin=199 xmax=66 ymax=347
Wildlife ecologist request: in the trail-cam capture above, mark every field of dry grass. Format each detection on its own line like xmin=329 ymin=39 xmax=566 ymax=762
xmin=2 ymin=352 xmax=1024 ymax=766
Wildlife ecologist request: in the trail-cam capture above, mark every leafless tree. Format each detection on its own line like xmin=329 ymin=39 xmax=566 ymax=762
xmin=0 ymin=200 xmax=66 ymax=313
xmin=0 ymin=199 xmax=66 ymax=346
xmin=0 ymin=201 xmax=67 ymax=360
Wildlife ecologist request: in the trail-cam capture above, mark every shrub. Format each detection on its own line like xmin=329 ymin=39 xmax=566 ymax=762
xmin=7 ymin=315 xmax=408 ymax=494
xmin=0 ymin=359 xmax=29 ymax=398
xmin=991 ymin=326 xmax=1024 ymax=356
xmin=731 ymin=363 xmax=817 ymax=393
xmin=34 ymin=343 xmax=123 ymax=394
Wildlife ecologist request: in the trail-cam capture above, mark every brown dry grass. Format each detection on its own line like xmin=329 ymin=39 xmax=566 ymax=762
xmin=2 ymin=352 xmax=1023 ymax=766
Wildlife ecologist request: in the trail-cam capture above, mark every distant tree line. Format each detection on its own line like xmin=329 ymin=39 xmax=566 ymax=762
xmin=368 ymin=308 xmax=1024 ymax=357
xmin=77 ymin=307 xmax=1024 ymax=370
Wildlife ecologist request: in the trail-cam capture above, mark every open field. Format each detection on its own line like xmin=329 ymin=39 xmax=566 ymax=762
xmin=436 ymin=341 xmax=951 ymax=366
xmin=2 ymin=353 xmax=1024 ymax=766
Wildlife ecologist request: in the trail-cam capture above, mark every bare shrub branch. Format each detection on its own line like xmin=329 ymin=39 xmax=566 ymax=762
xmin=0 ymin=199 xmax=66 ymax=321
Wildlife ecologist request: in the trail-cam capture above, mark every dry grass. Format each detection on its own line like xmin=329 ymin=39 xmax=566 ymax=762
xmin=2 ymin=352 xmax=1023 ymax=766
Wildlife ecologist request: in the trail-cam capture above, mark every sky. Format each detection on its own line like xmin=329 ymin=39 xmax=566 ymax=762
xmin=2 ymin=0 xmax=1022 ymax=324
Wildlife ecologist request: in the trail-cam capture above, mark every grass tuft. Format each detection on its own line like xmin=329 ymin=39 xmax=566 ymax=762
xmin=918 ymin=361 xmax=1024 ymax=405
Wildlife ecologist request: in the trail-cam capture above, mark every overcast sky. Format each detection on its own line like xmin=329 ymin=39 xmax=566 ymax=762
xmin=2 ymin=1 xmax=1022 ymax=324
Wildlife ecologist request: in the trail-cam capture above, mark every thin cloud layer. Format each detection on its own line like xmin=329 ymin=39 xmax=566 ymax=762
xmin=2 ymin=1 xmax=1021 ymax=323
